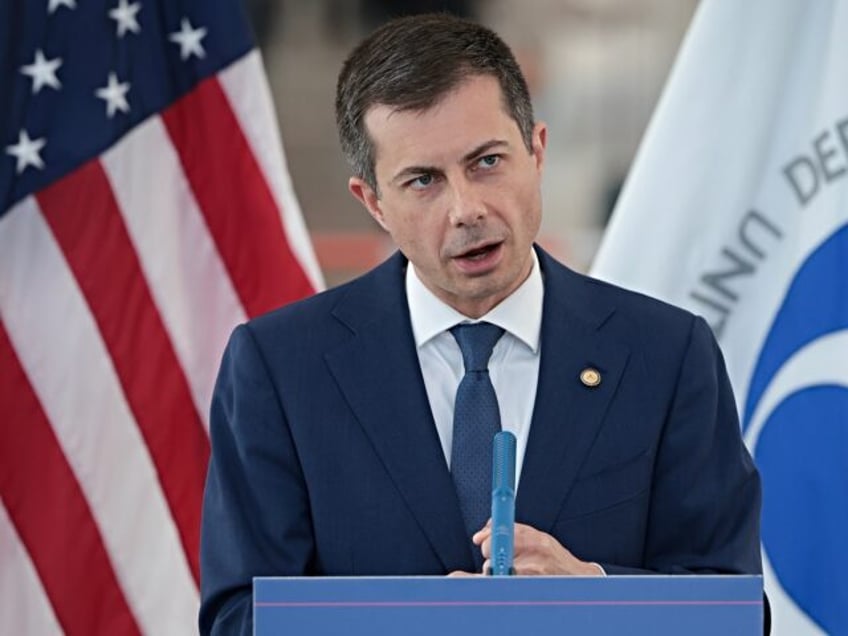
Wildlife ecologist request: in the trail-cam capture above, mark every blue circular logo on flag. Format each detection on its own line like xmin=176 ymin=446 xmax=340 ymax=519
xmin=743 ymin=224 xmax=848 ymax=634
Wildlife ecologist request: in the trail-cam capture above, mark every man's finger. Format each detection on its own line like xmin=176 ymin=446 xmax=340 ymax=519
xmin=479 ymin=535 xmax=491 ymax=559
xmin=472 ymin=525 xmax=491 ymax=545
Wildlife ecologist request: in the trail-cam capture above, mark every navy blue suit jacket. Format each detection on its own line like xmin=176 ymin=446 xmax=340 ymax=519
xmin=199 ymin=247 xmax=762 ymax=635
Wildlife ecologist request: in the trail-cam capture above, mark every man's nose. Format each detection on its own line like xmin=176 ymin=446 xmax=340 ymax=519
xmin=447 ymin=178 xmax=487 ymax=227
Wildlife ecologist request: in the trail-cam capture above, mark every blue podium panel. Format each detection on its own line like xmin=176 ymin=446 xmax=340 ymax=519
xmin=254 ymin=575 xmax=763 ymax=635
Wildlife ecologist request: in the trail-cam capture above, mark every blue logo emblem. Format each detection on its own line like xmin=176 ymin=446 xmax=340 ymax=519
xmin=743 ymin=223 xmax=848 ymax=633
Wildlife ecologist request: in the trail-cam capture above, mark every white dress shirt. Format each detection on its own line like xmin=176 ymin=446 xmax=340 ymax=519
xmin=406 ymin=250 xmax=543 ymax=491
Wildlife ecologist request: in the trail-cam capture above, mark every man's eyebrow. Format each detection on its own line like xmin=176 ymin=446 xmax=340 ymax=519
xmin=390 ymin=139 xmax=511 ymax=185
xmin=391 ymin=164 xmax=441 ymax=185
xmin=462 ymin=139 xmax=509 ymax=163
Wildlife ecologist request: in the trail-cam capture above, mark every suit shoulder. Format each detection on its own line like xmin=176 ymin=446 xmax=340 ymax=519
xmin=249 ymin=281 xmax=348 ymax=333
xmin=561 ymin=266 xmax=711 ymax=360
xmin=242 ymin=252 xmax=404 ymax=346
xmin=538 ymin=247 xmax=695 ymax=330
xmin=538 ymin=244 xmax=693 ymax=323
xmin=564 ymin=269 xmax=722 ymax=385
xmin=580 ymin=271 xmax=697 ymax=327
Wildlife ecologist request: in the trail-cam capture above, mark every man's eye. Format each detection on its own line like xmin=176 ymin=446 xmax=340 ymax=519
xmin=478 ymin=154 xmax=500 ymax=169
xmin=409 ymin=174 xmax=434 ymax=189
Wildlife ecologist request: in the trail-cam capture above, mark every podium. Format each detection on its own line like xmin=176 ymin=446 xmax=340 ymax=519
xmin=254 ymin=575 xmax=763 ymax=635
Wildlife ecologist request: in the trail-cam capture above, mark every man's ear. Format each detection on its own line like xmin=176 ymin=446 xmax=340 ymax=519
xmin=349 ymin=177 xmax=388 ymax=232
xmin=531 ymin=121 xmax=547 ymax=173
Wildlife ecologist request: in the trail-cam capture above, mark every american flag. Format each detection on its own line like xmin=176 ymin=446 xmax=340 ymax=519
xmin=0 ymin=1 xmax=322 ymax=633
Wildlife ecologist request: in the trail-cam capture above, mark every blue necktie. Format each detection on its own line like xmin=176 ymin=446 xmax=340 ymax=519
xmin=450 ymin=322 xmax=505 ymax=561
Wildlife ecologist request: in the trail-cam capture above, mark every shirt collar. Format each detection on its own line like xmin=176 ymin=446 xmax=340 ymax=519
xmin=406 ymin=249 xmax=543 ymax=353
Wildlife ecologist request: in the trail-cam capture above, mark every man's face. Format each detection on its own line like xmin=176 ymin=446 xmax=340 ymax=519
xmin=349 ymin=74 xmax=547 ymax=318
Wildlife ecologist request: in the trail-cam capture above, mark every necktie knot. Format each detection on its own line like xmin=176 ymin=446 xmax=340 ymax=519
xmin=450 ymin=322 xmax=505 ymax=372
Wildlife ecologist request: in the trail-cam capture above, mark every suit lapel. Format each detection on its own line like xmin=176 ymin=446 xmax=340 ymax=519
xmin=517 ymin=250 xmax=631 ymax=532
xmin=324 ymin=254 xmax=475 ymax=571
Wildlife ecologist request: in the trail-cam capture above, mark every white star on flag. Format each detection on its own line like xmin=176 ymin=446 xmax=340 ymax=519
xmin=169 ymin=18 xmax=207 ymax=60
xmin=109 ymin=0 xmax=142 ymax=38
xmin=20 ymin=49 xmax=63 ymax=94
xmin=5 ymin=129 xmax=46 ymax=174
xmin=95 ymin=72 xmax=131 ymax=118
xmin=47 ymin=0 xmax=76 ymax=14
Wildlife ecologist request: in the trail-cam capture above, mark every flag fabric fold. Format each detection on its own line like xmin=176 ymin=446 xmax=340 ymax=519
xmin=0 ymin=1 xmax=322 ymax=633
xmin=592 ymin=1 xmax=848 ymax=633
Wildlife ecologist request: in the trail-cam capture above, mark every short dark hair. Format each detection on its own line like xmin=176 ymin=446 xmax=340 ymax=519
xmin=335 ymin=13 xmax=535 ymax=192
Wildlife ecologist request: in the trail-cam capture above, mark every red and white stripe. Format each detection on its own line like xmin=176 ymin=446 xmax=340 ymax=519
xmin=0 ymin=502 xmax=62 ymax=635
xmin=0 ymin=50 xmax=321 ymax=635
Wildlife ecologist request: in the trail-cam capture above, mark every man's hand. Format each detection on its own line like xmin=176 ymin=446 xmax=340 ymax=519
xmin=473 ymin=521 xmax=604 ymax=576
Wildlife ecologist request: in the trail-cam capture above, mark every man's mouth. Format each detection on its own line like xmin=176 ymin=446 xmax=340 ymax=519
xmin=449 ymin=240 xmax=505 ymax=275
xmin=455 ymin=241 xmax=502 ymax=261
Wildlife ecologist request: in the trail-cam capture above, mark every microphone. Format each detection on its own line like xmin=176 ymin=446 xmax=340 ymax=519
xmin=488 ymin=431 xmax=516 ymax=575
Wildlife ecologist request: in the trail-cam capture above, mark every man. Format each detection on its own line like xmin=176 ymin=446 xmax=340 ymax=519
xmin=199 ymin=14 xmax=762 ymax=634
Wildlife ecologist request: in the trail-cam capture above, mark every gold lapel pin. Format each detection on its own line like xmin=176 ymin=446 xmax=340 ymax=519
xmin=580 ymin=367 xmax=601 ymax=388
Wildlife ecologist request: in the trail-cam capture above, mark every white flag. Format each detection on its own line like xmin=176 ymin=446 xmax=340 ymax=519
xmin=591 ymin=0 xmax=848 ymax=633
